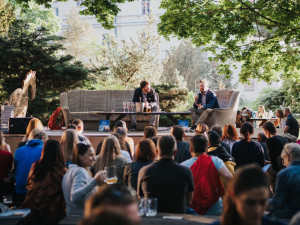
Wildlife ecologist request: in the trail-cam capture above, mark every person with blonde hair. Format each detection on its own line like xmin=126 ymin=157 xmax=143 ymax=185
xmin=0 ymin=130 xmax=11 ymax=152
xmin=93 ymin=135 xmax=129 ymax=184
xmin=61 ymin=129 xmax=79 ymax=167
xmin=18 ymin=118 xmax=43 ymax=148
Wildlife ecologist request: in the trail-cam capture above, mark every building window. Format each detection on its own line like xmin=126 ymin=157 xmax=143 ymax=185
xmin=245 ymin=79 xmax=255 ymax=91
xmin=142 ymin=0 xmax=150 ymax=15
xmin=77 ymin=0 xmax=84 ymax=6
xmin=55 ymin=8 xmax=59 ymax=16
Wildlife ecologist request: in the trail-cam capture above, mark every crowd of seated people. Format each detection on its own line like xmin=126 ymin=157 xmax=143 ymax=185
xmin=0 ymin=112 xmax=299 ymax=225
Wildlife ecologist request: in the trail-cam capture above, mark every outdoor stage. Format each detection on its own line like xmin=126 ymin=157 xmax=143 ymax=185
xmin=4 ymin=128 xmax=284 ymax=156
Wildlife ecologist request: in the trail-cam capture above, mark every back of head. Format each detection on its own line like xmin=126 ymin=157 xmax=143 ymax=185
xmin=207 ymin=130 xmax=221 ymax=147
xmin=26 ymin=118 xmax=43 ymax=139
xmin=67 ymin=124 xmax=78 ymax=130
xmin=33 ymin=139 xmax=65 ymax=182
xmin=99 ymin=135 xmax=121 ymax=170
xmin=222 ymin=124 xmax=239 ymax=141
xmin=135 ymin=138 xmax=156 ymax=162
xmin=240 ymin=122 xmax=253 ymax=142
xmin=72 ymin=119 xmax=83 ymax=130
xmin=157 ymin=135 xmax=176 ymax=158
xmin=221 ymin=165 xmax=269 ymax=225
xmin=85 ymin=184 xmax=138 ymax=217
xmin=190 ymin=134 xmax=208 ymax=154
xmin=28 ymin=128 xmax=48 ymax=142
xmin=115 ymin=127 xmax=127 ymax=137
xmin=114 ymin=120 xmax=127 ymax=130
xmin=61 ymin=129 xmax=79 ymax=162
xmin=80 ymin=210 xmax=135 ymax=225
xmin=72 ymin=142 xmax=92 ymax=167
xmin=196 ymin=123 xmax=209 ymax=134
xmin=262 ymin=121 xmax=276 ymax=135
xmin=211 ymin=125 xmax=223 ymax=137
xmin=257 ymin=132 xmax=267 ymax=142
xmin=144 ymin=126 xmax=157 ymax=138
xmin=171 ymin=125 xmax=184 ymax=142
xmin=284 ymin=143 xmax=300 ymax=162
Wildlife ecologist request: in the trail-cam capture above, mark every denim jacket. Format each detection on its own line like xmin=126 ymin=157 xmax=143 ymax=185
xmin=269 ymin=160 xmax=300 ymax=219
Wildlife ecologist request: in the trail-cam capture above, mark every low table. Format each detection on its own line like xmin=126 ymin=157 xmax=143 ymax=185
xmin=91 ymin=111 xmax=191 ymax=128
xmin=250 ymin=117 xmax=278 ymax=127
xmin=59 ymin=213 xmax=218 ymax=225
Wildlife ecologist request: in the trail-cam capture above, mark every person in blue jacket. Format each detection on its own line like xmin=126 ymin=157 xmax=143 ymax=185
xmin=14 ymin=128 xmax=48 ymax=204
xmin=189 ymin=79 xmax=219 ymax=132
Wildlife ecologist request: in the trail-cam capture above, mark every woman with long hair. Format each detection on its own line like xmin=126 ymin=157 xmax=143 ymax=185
xmin=231 ymin=122 xmax=265 ymax=169
xmin=18 ymin=118 xmax=44 ymax=148
xmin=62 ymin=143 xmax=106 ymax=215
xmin=60 ymin=129 xmax=79 ymax=166
xmin=123 ymin=138 xmax=156 ymax=190
xmin=222 ymin=124 xmax=240 ymax=154
xmin=94 ymin=135 xmax=129 ymax=184
xmin=22 ymin=140 xmax=67 ymax=225
xmin=274 ymin=109 xmax=286 ymax=129
xmin=212 ymin=165 xmax=284 ymax=225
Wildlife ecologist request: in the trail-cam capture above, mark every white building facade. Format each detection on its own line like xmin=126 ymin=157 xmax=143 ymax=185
xmin=51 ymin=0 xmax=280 ymax=103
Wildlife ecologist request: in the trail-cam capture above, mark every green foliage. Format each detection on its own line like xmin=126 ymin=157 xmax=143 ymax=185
xmin=152 ymin=84 xmax=189 ymax=112
xmin=11 ymin=0 xmax=61 ymax=35
xmin=255 ymin=79 xmax=300 ymax=113
xmin=0 ymin=0 xmax=15 ymax=36
xmin=0 ymin=20 xmax=89 ymax=122
xmin=158 ymin=0 xmax=300 ymax=83
xmin=94 ymin=14 xmax=162 ymax=89
xmin=62 ymin=8 xmax=97 ymax=63
xmin=16 ymin=0 xmax=135 ymax=29
xmin=163 ymin=41 xmax=235 ymax=91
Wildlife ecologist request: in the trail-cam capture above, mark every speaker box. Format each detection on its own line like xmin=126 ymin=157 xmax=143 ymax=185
xmin=8 ymin=117 xmax=33 ymax=134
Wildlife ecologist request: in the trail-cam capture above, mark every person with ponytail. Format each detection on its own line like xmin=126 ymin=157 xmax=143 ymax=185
xmin=212 ymin=165 xmax=285 ymax=225
xmin=232 ymin=122 xmax=265 ymax=169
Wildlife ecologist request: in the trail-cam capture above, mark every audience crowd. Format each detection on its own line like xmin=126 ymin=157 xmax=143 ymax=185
xmin=0 ymin=111 xmax=299 ymax=225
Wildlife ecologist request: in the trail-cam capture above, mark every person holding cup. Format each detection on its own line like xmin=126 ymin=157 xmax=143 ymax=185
xmin=62 ymin=143 xmax=107 ymax=215
xmin=93 ymin=135 xmax=129 ymax=184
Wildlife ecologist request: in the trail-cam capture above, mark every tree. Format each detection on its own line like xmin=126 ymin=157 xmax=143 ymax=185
xmin=0 ymin=20 xmax=89 ymax=121
xmin=158 ymin=0 xmax=300 ymax=83
xmin=16 ymin=0 xmax=135 ymax=29
xmin=0 ymin=0 xmax=15 ymax=36
xmin=94 ymin=14 xmax=163 ymax=89
xmin=163 ymin=41 xmax=235 ymax=91
xmin=62 ymin=8 xmax=97 ymax=63
xmin=255 ymin=78 xmax=300 ymax=113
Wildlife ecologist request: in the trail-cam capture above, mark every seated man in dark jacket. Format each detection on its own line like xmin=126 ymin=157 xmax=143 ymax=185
xmin=131 ymin=80 xmax=158 ymax=130
xmin=189 ymin=79 xmax=219 ymax=132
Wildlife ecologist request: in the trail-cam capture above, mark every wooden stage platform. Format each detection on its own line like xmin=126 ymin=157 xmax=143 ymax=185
xmin=4 ymin=128 xmax=284 ymax=156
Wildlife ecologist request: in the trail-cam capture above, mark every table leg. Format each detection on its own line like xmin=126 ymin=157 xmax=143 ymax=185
xmin=165 ymin=114 xmax=179 ymax=125
xmin=110 ymin=114 xmax=127 ymax=129
xmin=258 ymin=119 xmax=267 ymax=127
